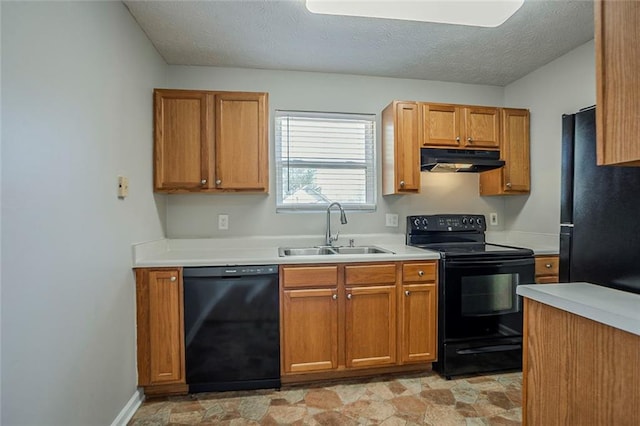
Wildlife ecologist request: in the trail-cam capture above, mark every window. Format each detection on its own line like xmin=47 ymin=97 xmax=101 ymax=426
xmin=275 ymin=110 xmax=376 ymax=212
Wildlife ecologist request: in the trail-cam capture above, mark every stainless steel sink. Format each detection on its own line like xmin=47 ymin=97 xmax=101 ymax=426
xmin=278 ymin=245 xmax=393 ymax=257
xmin=278 ymin=247 xmax=337 ymax=256
xmin=333 ymin=246 xmax=393 ymax=254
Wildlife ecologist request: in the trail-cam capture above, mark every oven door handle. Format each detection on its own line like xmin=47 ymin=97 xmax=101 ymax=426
xmin=456 ymin=344 xmax=522 ymax=355
xmin=445 ymin=258 xmax=533 ymax=268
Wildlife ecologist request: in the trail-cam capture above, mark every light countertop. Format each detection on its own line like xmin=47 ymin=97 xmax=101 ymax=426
xmin=132 ymin=234 xmax=440 ymax=267
xmin=517 ymin=282 xmax=640 ymax=336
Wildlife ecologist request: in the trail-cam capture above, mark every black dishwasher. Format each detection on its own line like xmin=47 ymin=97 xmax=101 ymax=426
xmin=183 ymin=265 xmax=280 ymax=393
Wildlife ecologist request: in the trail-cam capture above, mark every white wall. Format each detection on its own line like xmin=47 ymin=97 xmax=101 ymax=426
xmin=1 ymin=2 xmax=166 ymax=424
xmin=503 ymin=41 xmax=595 ymax=234
xmin=164 ymin=67 xmax=506 ymax=238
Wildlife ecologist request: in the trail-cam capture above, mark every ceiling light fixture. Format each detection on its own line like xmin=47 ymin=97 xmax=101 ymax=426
xmin=305 ymin=0 xmax=525 ymax=28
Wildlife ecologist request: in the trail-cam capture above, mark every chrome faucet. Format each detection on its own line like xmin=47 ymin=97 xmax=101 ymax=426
xmin=325 ymin=202 xmax=348 ymax=246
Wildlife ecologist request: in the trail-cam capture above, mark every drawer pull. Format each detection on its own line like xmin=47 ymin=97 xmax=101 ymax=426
xmin=546 ymin=263 xmax=553 ymax=269
xmin=418 ymin=270 xmax=424 ymax=277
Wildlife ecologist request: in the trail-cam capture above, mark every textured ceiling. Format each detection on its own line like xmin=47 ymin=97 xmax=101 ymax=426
xmin=123 ymin=0 xmax=595 ymax=87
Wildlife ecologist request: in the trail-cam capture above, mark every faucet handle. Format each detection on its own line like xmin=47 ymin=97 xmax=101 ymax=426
xmin=331 ymin=231 xmax=340 ymax=244
xmin=349 ymin=238 xmax=355 ymax=247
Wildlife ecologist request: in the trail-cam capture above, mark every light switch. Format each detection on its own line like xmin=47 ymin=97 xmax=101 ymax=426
xmin=118 ymin=176 xmax=129 ymax=198
xmin=385 ymin=213 xmax=399 ymax=227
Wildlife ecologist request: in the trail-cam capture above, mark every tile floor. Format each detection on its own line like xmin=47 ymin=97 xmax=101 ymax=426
xmin=129 ymin=370 xmax=522 ymax=425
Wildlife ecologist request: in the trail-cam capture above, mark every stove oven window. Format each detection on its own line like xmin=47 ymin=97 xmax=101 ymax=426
xmin=460 ymin=274 xmax=519 ymax=315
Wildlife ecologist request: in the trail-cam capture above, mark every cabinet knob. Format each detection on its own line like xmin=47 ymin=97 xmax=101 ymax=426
xmin=347 ymin=293 xmax=352 ymax=300
xmin=170 ymin=276 xmax=177 ymax=282
xmin=200 ymin=179 xmax=207 ymax=185
xmin=215 ymin=179 xmax=222 ymax=185
xmin=400 ymin=180 xmax=405 ymax=187
xmin=506 ymin=182 xmax=512 ymax=188
xmin=332 ymin=294 xmax=338 ymax=300
xmin=546 ymin=263 xmax=553 ymax=269
xmin=418 ymin=270 xmax=424 ymax=277
xmin=467 ymin=137 xmax=473 ymax=143
xmin=456 ymin=136 xmax=460 ymax=142
xmin=405 ymin=290 xmax=411 ymax=296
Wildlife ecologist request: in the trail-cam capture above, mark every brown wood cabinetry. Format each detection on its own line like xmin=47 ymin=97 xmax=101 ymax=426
xmin=480 ymin=108 xmax=530 ymax=195
xmin=400 ymin=262 xmax=438 ymax=364
xmin=382 ymin=101 xmax=421 ymax=195
xmin=135 ymin=268 xmax=188 ymax=396
xmin=281 ymin=261 xmax=438 ymax=382
xmin=522 ymin=298 xmax=640 ymax=426
xmin=422 ymin=103 xmax=500 ymax=149
xmin=154 ymin=89 xmax=268 ymax=193
xmin=595 ymin=0 xmax=640 ymax=166
xmin=534 ymin=255 xmax=559 ymax=284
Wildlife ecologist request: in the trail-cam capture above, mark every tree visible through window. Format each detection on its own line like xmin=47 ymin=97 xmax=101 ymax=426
xmin=275 ymin=110 xmax=376 ymax=211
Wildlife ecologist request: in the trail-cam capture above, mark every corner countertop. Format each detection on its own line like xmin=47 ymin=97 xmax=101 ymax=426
xmin=132 ymin=234 xmax=440 ymax=267
xmin=517 ymin=282 xmax=640 ymax=336
xmin=486 ymin=230 xmax=559 ymax=255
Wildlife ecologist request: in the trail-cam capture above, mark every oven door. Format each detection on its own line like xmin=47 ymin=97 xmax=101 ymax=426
xmin=442 ymin=257 xmax=535 ymax=341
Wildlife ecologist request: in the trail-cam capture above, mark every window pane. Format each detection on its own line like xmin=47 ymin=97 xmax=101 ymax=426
xmin=275 ymin=110 xmax=376 ymax=211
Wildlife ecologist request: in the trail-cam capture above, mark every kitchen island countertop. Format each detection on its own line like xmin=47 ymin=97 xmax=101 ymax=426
xmin=517 ymin=282 xmax=640 ymax=336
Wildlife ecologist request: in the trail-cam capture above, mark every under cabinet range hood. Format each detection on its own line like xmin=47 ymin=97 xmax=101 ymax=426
xmin=420 ymin=148 xmax=505 ymax=172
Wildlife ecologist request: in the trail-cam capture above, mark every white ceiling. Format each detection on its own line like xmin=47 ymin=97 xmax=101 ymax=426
xmin=123 ymin=0 xmax=595 ymax=87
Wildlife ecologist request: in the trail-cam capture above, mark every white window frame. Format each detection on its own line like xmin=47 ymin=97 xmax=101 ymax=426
xmin=275 ymin=110 xmax=377 ymax=212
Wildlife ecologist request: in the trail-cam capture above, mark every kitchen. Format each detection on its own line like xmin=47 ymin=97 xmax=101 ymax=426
xmin=2 ymin=1 xmax=638 ymax=425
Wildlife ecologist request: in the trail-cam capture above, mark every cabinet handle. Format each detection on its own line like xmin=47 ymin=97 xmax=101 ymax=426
xmin=400 ymin=180 xmax=405 ymax=188
xmin=506 ymin=182 xmax=512 ymax=188
xmin=200 ymin=179 xmax=207 ymax=185
xmin=215 ymin=179 xmax=222 ymax=185
xmin=545 ymin=263 xmax=553 ymax=269
xmin=467 ymin=137 xmax=473 ymax=143
xmin=456 ymin=136 xmax=460 ymax=142
xmin=418 ymin=270 xmax=424 ymax=277
xmin=332 ymin=294 xmax=337 ymax=300
xmin=347 ymin=293 xmax=352 ymax=300
xmin=170 ymin=276 xmax=177 ymax=282
xmin=405 ymin=290 xmax=411 ymax=296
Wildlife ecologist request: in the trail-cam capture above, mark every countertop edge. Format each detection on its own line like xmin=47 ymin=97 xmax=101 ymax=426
xmin=517 ymin=283 xmax=640 ymax=336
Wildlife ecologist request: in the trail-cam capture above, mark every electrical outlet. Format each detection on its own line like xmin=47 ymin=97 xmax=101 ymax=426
xmin=385 ymin=213 xmax=399 ymax=227
xmin=489 ymin=212 xmax=499 ymax=226
xmin=218 ymin=214 xmax=229 ymax=230
xmin=117 ymin=175 xmax=129 ymax=198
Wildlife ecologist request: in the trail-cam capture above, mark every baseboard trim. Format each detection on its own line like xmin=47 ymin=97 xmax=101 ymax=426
xmin=111 ymin=388 xmax=144 ymax=426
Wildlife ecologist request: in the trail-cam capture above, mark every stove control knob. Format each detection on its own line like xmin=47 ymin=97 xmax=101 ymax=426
xmin=469 ymin=218 xmax=475 ymax=224
xmin=462 ymin=217 xmax=468 ymax=224
xmin=476 ymin=217 xmax=483 ymax=225
xmin=421 ymin=218 xmax=429 ymax=227
xmin=413 ymin=218 xmax=421 ymax=228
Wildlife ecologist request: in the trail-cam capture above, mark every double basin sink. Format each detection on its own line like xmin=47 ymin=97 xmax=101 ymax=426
xmin=278 ymin=245 xmax=394 ymax=257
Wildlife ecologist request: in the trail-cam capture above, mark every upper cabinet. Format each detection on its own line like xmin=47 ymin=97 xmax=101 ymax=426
xmin=154 ymin=89 xmax=269 ymax=193
xmin=595 ymin=0 xmax=640 ymax=166
xmin=480 ymin=108 xmax=530 ymax=195
xmin=422 ymin=103 xmax=500 ymax=150
xmin=382 ymin=101 xmax=421 ymax=195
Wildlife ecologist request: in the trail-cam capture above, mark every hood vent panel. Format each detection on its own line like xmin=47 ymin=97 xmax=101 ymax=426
xmin=420 ymin=148 xmax=505 ymax=173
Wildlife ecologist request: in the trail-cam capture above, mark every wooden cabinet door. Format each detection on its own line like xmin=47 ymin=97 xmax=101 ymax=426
xmin=422 ymin=103 xmax=462 ymax=147
xmin=282 ymin=288 xmax=339 ymax=373
xmin=345 ymin=285 xmax=396 ymax=368
xmin=596 ymin=0 xmax=640 ymax=166
xmin=394 ymin=102 xmax=420 ymax=193
xmin=138 ymin=269 xmax=185 ymax=385
xmin=154 ymin=89 xmax=213 ymax=191
xmin=480 ymin=108 xmax=530 ymax=195
xmin=400 ymin=283 xmax=437 ymax=364
xmin=463 ymin=106 xmax=500 ymax=149
xmin=215 ymin=92 xmax=268 ymax=191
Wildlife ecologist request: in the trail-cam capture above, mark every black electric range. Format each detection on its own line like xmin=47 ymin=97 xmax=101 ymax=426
xmin=407 ymin=214 xmax=535 ymax=379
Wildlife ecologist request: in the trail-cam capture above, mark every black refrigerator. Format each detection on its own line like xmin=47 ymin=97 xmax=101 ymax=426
xmin=560 ymin=106 xmax=640 ymax=294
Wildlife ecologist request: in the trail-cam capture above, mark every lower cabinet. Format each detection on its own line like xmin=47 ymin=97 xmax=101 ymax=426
xmin=135 ymin=268 xmax=188 ymax=396
xmin=280 ymin=261 xmax=438 ymax=379
xmin=534 ymin=255 xmax=559 ymax=283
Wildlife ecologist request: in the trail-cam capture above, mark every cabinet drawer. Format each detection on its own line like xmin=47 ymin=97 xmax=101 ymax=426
xmin=282 ymin=266 xmax=338 ymax=288
xmin=403 ymin=262 xmax=437 ymax=283
xmin=535 ymin=256 xmax=559 ymax=276
xmin=536 ymin=275 xmax=559 ymax=284
xmin=345 ymin=264 xmax=397 ymax=286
